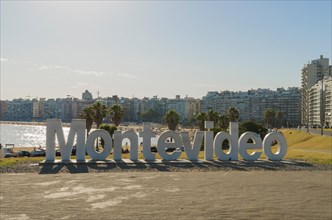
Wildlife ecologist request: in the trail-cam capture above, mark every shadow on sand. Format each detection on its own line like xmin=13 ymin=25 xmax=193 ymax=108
xmin=39 ymin=159 xmax=315 ymax=174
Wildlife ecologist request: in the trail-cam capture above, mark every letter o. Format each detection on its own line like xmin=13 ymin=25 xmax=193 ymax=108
xmin=86 ymin=130 xmax=112 ymax=160
xmin=263 ymin=132 xmax=287 ymax=161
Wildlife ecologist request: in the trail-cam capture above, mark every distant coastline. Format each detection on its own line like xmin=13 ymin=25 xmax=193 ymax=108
xmin=0 ymin=121 xmax=71 ymax=127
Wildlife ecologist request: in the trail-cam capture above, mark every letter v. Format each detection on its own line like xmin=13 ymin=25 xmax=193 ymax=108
xmin=180 ymin=131 xmax=204 ymax=161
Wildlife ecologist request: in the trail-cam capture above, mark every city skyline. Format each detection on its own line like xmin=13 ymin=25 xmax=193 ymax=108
xmin=0 ymin=86 xmax=299 ymax=101
xmin=1 ymin=87 xmax=301 ymax=127
xmin=1 ymin=1 xmax=331 ymax=100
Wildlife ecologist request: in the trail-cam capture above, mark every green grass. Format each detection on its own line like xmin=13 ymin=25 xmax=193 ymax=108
xmin=0 ymin=157 xmax=42 ymax=167
xmin=279 ymin=129 xmax=331 ymax=164
xmin=1 ymin=129 xmax=331 ymax=167
xmin=280 ymin=129 xmax=331 ymax=150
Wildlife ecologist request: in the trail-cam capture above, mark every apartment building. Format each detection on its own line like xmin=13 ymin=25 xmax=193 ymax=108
xmin=301 ymin=55 xmax=332 ymax=127
xmin=201 ymin=88 xmax=301 ymax=127
xmin=325 ymin=77 xmax=332 ymax=126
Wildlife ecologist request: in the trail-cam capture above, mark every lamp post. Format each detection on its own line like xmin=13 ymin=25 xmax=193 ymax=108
xmin=320 ymin=66 xmax=329 ymax=136
xmin=320 ymin=77 xmax=324 ymax=135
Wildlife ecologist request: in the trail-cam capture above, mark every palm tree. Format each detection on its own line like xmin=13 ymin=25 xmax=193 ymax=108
xmin=80 ymin=106 xmax=94 ymax=137
xmin=227 ymin=107 xmax=240 ymax=122
xmin=109 ymin=104 xmax=124 ymax=127
xmin=206 ymin=110 xmax=220 ymax=125
xmin=218 ymin=114 xmax=229 ymax=130
xmin=92 ymin=102 xmax=108 ymax=129
xmin=164 ymin=110 xmax=180 ymax=131
xmin=195 ymin=112 xmax=207 ymax=131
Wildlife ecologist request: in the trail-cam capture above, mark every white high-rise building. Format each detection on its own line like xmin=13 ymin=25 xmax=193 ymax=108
xmin=301 ymin=55 xmax=332 ymax=127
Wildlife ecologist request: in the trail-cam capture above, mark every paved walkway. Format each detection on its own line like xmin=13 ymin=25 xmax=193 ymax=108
xmin=1 ymin=171 xmax=331 ymax=219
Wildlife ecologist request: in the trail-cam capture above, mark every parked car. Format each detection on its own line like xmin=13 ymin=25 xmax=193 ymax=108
xmin=30 ymin=148 xmax=46 ymax=157
xmin=55 ymin=146 xmax=78 ymax=156
xmin=4 ymin=144 xmax=18 ymax=158
xmin=18 ymin=150 xmax=31 ymax=157
xmin=5 ymin=150 xmax=18 ymax=158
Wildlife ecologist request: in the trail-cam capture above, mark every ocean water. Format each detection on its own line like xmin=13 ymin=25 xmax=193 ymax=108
xmin=0 ymin=123 xmax=158 ymax=148
xmin=0 ymin=124 xmax=70 ymax=147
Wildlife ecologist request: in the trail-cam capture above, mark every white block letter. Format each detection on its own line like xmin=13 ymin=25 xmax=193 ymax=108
xmin=213 ymin=122 xmax=238 ymax=161
xmin=180 ymin=131 xmax=203 ymax=161
xmin=204 ymin=121 xmax=214 ymax=161
xmin=263 ymin=132 xmax=288 ymax=161
xmin=238 ymin=132 xmax=262 ymax=161
xmin=86 ymin=130 xmax=112 ymax=160
xmin=139 ymin=123 xmax=156 ymax=161
xmin=46 ymin=119 xmax=86 ymax=162
xmin=157 ymin=131 xmax=182 ymax=161
xmin=114 ymin=130 xmax=138 ymax=161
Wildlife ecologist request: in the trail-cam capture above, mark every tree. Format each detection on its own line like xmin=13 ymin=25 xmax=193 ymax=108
xmin=227 ymin=107 xmax=240 ymax=122
xmin=206 ymin=110 xmax=220 ymax=125
xmin=182 ymin=115 xmax=196 ymax=127
xmin=264 ymin=108 xmax=276 ymax=128
xmin=195 ymin=112 xmax=207 ymax=131
xmin=276 ymin=111 xmax=284 ymax=128
xmin=80 ymin=106 xmax=94 ymax=137
xmin=164 ymin=110 xmax=180 ymax=131
xmin=109 ymin=104 xmax=124 ymax=127
xmin=218 ymin=114 xmax=229 ymax=130
xmin=99 ymin=124 xmax=117 ymax=147
xmin=141 ymin=108 xmax=162 ymax=123
xmin=92 ymin=102 xmax=108 ymax=129
xmin=239 ymin=121 xmax=268 ymax=139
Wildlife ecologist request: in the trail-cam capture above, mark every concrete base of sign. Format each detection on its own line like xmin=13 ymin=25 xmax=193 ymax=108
xmin=39 ymin=159 xmax=289 ymax=166
xmin=40 ymin=159 xmax=209 ymax=165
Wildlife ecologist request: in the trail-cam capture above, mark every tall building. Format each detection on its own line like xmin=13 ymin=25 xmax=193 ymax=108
xmin=201 ymin=88 xmax=301 ymax=127
xmin=301 ymin=55 xmax=332 ymax=127
xmin=32 ymin=100 xmax=42 ymax=119
xmin=82 ymin=90 xmax=93 ymax=101
xmin=325 ymin=77 xmax=332 ymax=126
xmin=0 ymin=101 xmax=8 ymax=120
xmin=4 ymin=99 xmax=33 ymax=121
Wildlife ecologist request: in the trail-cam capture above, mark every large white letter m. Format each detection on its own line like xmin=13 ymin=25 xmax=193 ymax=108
xmin=46 ymin=119 xmax=86 ymax=162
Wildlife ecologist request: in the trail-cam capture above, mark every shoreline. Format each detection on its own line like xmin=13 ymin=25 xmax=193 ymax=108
xmin=0 ymin=120 xmax=71 ymax=127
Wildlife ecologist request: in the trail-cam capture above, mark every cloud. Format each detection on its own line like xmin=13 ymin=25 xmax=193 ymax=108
xmin=38 ymin=65 xmax=51 ymax=70
xmin=117 ymin=73 xmax=137 ymax=79
xmin=73 ymin=69 xmax=105 ymax=77
xmin=38 ymin=65 xmax=70 ymax=71
xmin=0 ymin=57 xmax=8 ymax=62
xmin=37 ymin=64 xmax=104 ymax=77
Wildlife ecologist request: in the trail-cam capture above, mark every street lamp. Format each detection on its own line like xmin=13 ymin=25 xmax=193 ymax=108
xmin=320 ymin=76 xmax=324 ymax=135
xmin=320 ymin=65 xmax=331 ymax=135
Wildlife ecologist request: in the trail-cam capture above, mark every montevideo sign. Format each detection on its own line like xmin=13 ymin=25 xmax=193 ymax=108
xmin=45 ymin=119 xmax=287 ymax=162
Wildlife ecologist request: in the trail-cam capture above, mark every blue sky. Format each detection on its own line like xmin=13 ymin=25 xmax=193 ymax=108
xmin=1 ymin=1 xmax=331 ymax=100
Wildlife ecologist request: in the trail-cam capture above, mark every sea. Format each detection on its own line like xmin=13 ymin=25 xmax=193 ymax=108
xmin=0 ymin=123 xmax=158 ymax=148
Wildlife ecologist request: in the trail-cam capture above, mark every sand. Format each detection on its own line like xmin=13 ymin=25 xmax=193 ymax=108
xmin=1 ymin=171 xmax=331 ymax=219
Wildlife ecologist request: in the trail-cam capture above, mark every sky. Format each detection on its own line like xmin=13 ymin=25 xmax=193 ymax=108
xmin=1 ymin=1 xmax=331 ymax=100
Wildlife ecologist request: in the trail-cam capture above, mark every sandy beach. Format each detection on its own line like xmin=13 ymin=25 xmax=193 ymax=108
xmin=1 ymin=171 xmax=331 ymax=220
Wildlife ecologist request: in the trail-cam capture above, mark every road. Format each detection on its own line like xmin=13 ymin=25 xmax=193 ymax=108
xmin=298 ymin=128 xmax=332 ymax=136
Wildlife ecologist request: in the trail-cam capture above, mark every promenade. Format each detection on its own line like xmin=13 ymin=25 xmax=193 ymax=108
xmin=1 ymin=171 xmax=331 ymax=219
